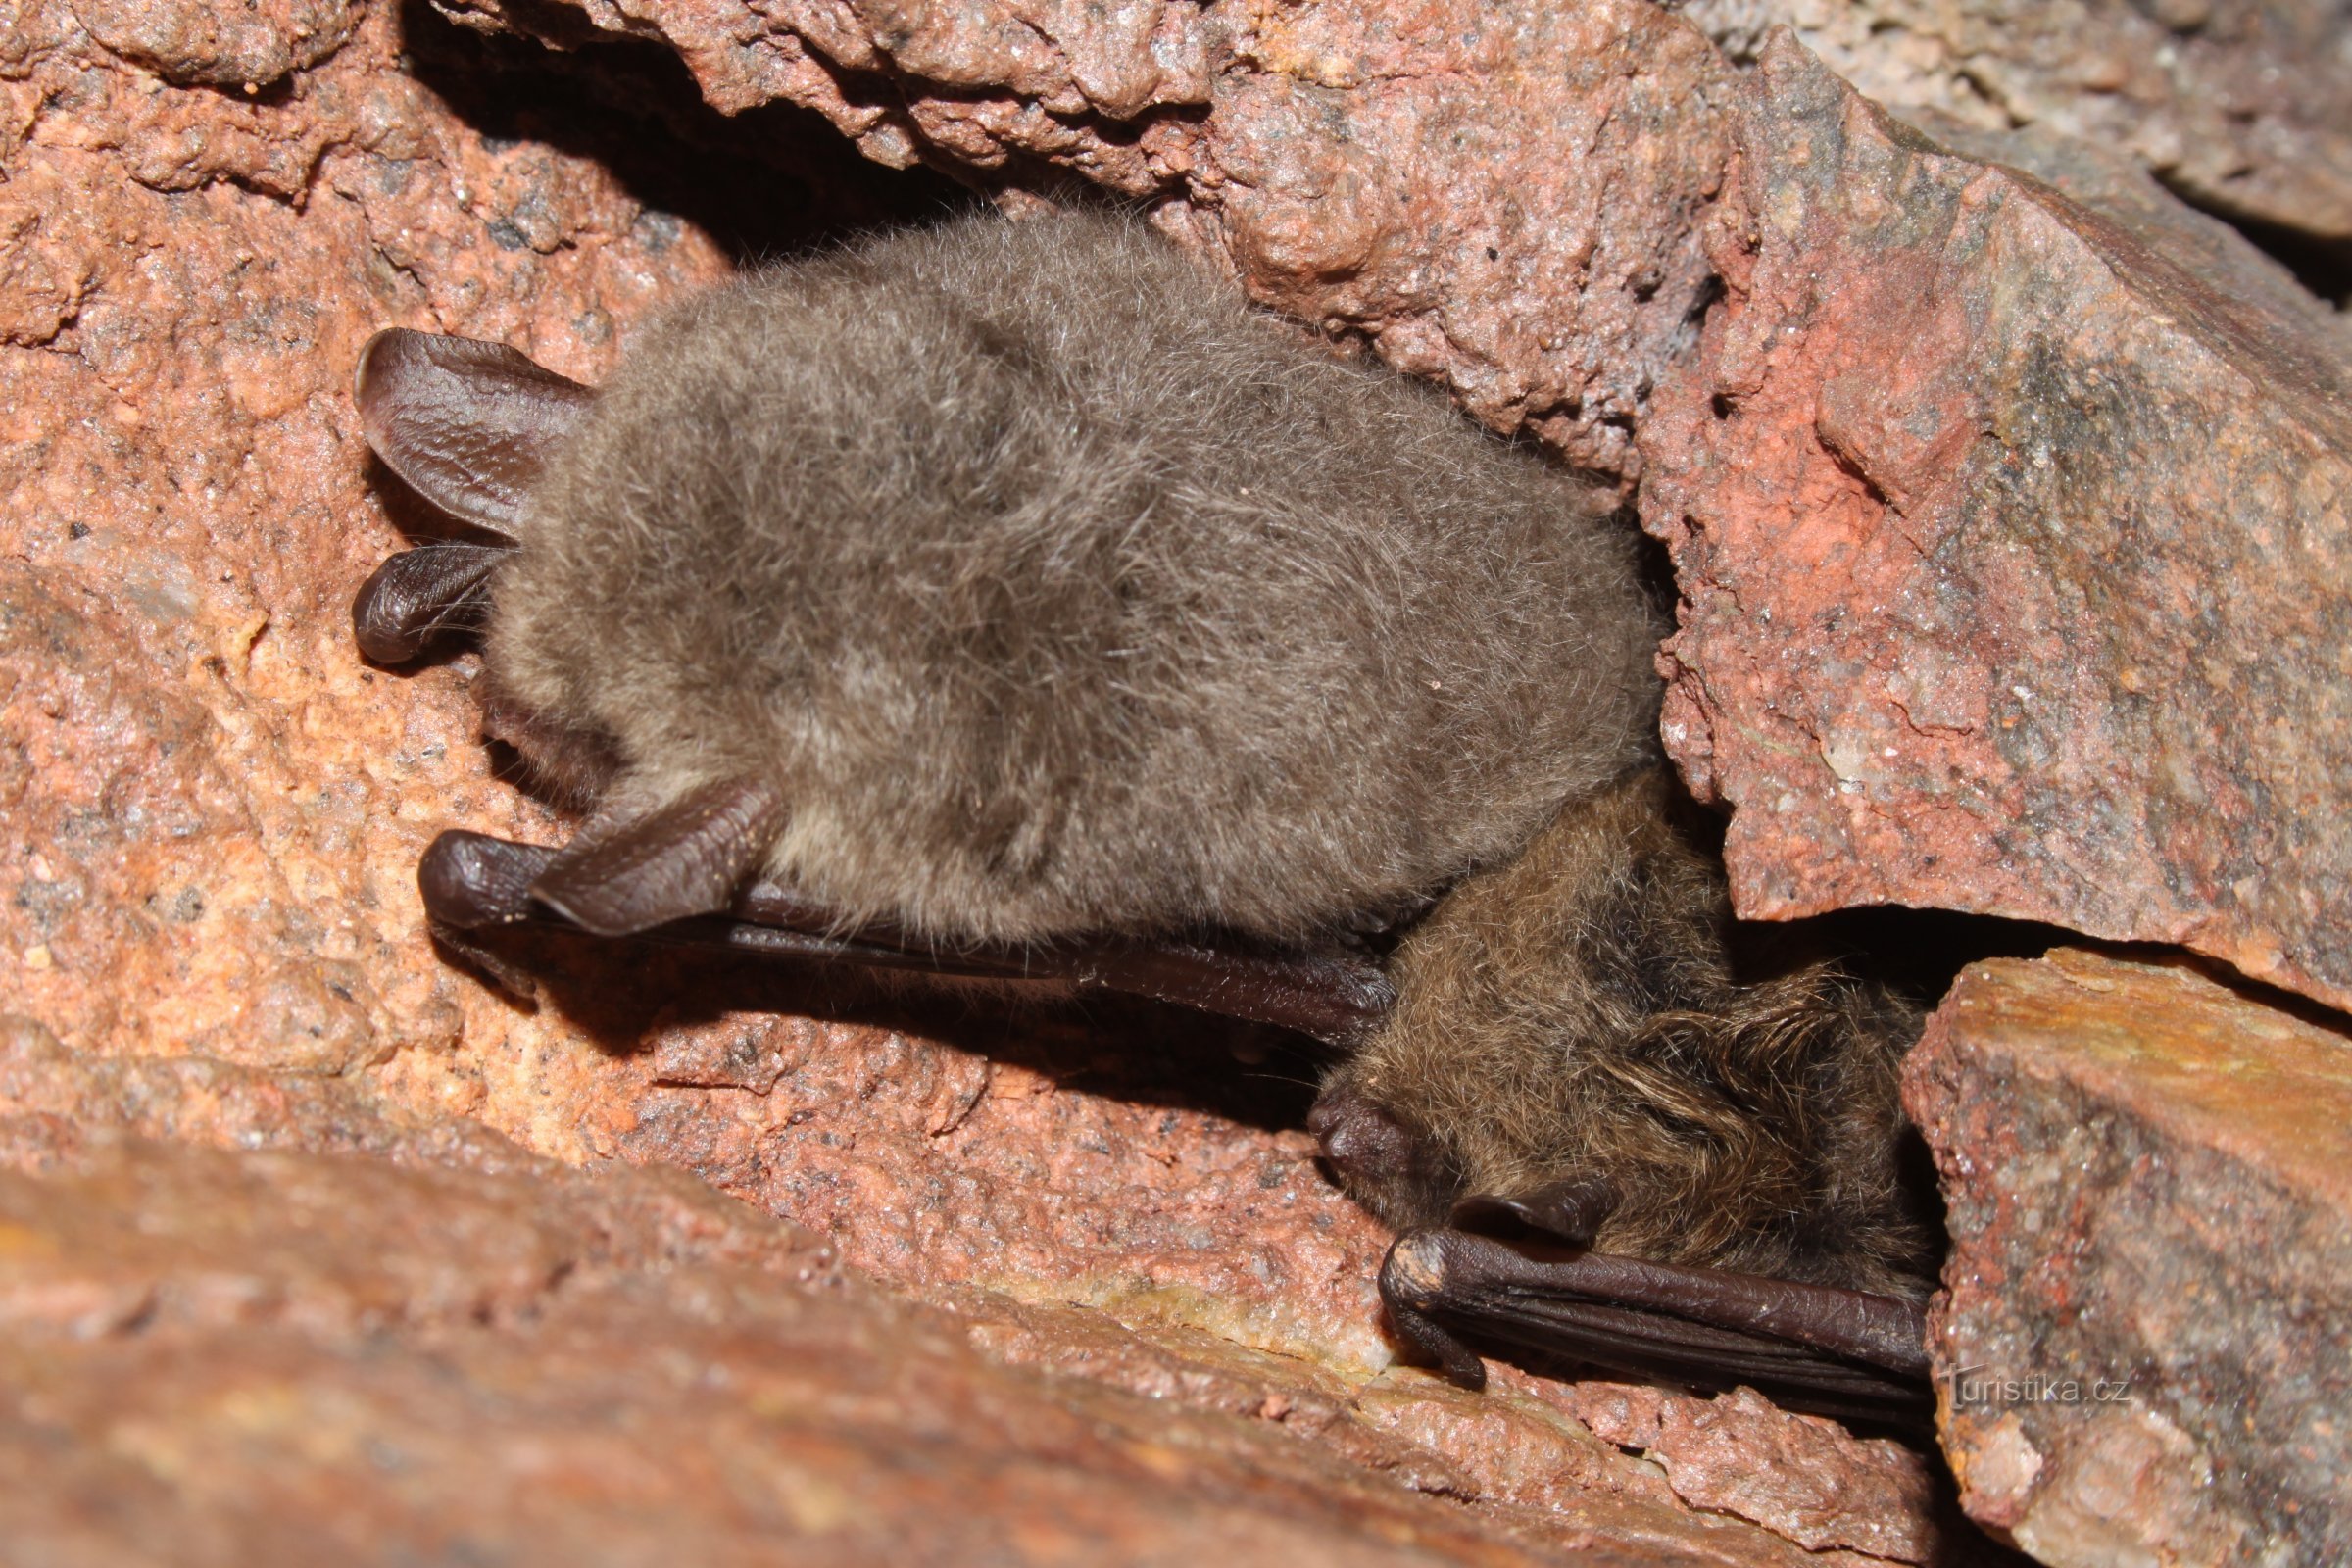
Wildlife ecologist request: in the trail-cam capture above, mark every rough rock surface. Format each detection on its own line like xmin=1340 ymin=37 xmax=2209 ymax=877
xmin=0 ymin=1 xmax=1972 ymax=1559
xmin=1892 ymin=110 xmax=2352 ymax=362
xmin=1677 ymin=0 xmax=2352 ymax=254
xmin=1640 ymin=36 xmax=2352 ymax=1014
xmin=428 ymin=0 xmax=1743 ymax=482
xmin=1903 ymin=948 xmax=2352 ymax=1568
xmin=0 ymin=1019 xmax=1970 ymax=1566
xmin=0 ymin=1031 xmax=1594 ymax=1567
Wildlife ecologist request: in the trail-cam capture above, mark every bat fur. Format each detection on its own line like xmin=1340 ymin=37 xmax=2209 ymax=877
xmin=1315 ymin=768 xmax=1936 ymax=1301
xmin=482 ymin=212 xmax=1660 ymax=948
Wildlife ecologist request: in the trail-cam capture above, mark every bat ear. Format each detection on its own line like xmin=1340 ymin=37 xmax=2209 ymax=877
xmin=352 ymin=541 xmax=509 ymax=662
xmin=354 ymin=328 xmax=596 ymax=537
xmin=528 ymin=777 xmax=790 ymax=938
xmin=1447 ymin=1176 xmax=1618 ymax=1250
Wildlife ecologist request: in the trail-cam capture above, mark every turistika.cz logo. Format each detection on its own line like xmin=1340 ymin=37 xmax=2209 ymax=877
xmin=1941 ymin=1364 xmax=2136 ymax=1409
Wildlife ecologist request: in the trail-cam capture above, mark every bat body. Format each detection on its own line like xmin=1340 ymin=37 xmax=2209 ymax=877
xmin=407 ymin=213 xmax=1658 ymax=945
xmin=354 ymin=211 xmax=1934 ymax=1423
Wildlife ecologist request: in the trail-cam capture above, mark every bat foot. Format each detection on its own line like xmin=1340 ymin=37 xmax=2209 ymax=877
xmin=423 ymin=916 xmax=541 ymax=1000
xmin=1381 ymin=1232 xmax=1493 ymax=1390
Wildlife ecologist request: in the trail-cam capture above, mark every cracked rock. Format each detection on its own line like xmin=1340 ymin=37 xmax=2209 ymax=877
xmin=0 ymin=1019 xmax=1971 ymax=1564
xmin=1640 ymin=34 xmax=2352 ymax=1014
xmin=1675 ymin=0 xmax=2352 ymax=254
xmin=425 ymin=0 xmax=1746 ymax=483
xmin=0 ymin=2 xmax=1979 ymax=1558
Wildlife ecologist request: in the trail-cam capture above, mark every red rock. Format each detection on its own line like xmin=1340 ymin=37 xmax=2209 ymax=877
xmin=1902 ymin=948 xmax=2352 ymax=1567
xmin=0 ymin=1018 xmax=1953 ymax=1565
xmin=0 ymin=1122 xmax=1577 ymax=1565
xmin=1640 ymin=34 xmax=2352 ymax=1013
xmin=1552 ymin=1383 xmax=1962 ymax=1562
xmin=1678 ymin=0 xmax=2352 ymax=249
xmin=69 ymin=0 xmax=363 ymax=89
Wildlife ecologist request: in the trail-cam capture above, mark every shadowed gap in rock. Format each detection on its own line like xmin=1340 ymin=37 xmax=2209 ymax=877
xmin=2152 ymin=188 xmax=2352 ymax=311
xmin=398 ymin=0 xmax=962 ymax=269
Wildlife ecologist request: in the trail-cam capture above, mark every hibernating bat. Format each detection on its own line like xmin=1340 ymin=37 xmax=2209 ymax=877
xmin=352 ymin=210 xmax=1937 ymax=1426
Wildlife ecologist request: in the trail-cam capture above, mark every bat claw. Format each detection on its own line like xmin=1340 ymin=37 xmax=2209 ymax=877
xmin=424 ymin=915 xmax=541 ymax=1000
xmin=1381 ymin=1230 xmax=1492 ymax=1389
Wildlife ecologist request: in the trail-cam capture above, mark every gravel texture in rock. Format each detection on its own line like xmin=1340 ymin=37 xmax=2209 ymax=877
xmin=1640 ymin=34 xmax=2352 ymax=1014
xmin=0 ymin=1065 xmax=1597 ymax=1566
xmin=1903 ymin=948 xmax=2352 ymax=1568
xmin=0 ymin=1016 xmax=1972 ymax=1565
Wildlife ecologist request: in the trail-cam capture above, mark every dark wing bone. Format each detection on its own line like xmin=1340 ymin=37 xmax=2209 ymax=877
xmin=528 ymin=778 xmax=793 ymax=937
xmin=1380 ymin=1219 xmax=1933 ymax=1428
xmin=416 ymin=827 xmax=1396 ymax=1045
xmin=353 ymin=328 xmax=595 ymax=536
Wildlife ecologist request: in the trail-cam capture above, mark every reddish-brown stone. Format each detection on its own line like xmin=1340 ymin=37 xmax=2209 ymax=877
xmin=1640 ymin=34 xmax=2352 ymax=1013
xmin=426 ymin=0 xmax=1743 ymax=483
xmin=0 ymin=1018 xmax=1961 ymax=1564
xmin=1680 ymin=0 xmax=2352 ymax=250
xmin=1902 ymin=948 xmax=2352 ymax=1567
xmin=68 ymin=0 xmax=364 ymax=89
xmin=0 ymin=1090 xmax=1586 ymax=1565
xmin=1554 ymin=1384 xmax=1964 ymax=1562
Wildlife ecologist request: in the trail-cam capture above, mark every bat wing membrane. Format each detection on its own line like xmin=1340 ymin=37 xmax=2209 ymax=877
xmin=1380 ymin=1222 xmax=1934 ymax=1427
xmin=416 ymin=823 xmax=1393 ymax=1044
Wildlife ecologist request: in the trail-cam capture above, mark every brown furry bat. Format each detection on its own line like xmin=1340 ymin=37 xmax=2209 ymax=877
xmin=1321 ymin=770 xmax=1932 ymax=1287
xmin=1315 ymin=769 xmax=1936 ymax=1416
xmin=353 ymin=210 xmax=1933 ymax=1423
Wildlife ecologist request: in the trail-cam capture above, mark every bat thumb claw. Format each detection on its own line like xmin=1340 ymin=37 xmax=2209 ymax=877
xmin=1447 ymin=1174 xmax=1618 ymax=1248
xmin=1381 ymin=1231 xmax=1489 ymax=1390
xmin=418 ymin=830 xmax=554 ymax=929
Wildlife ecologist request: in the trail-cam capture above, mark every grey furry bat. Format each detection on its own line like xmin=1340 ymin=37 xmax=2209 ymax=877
xmin=352 ymin=211 xmax=1934 ymax=1423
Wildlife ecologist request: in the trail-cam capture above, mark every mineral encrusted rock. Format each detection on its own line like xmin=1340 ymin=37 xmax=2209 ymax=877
xmin=0 ymin=1031 xmax=1616 ymax=1567
xmin=1903 ymin=949 xmax=2352 ymax=1568
xmin=1640 ymin=35 xmax=2352 ymax=1014
xmin=1677 ymin=0 xmax=2352 ymax=252
xmin=0 ymin=0 xmax=1970 ymax=1558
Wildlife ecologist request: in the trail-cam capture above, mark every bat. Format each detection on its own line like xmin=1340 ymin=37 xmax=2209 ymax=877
xmin=351 ymin=210 xmax=1936 ymax=1426
xmin=1315 ymin=769 xmax=1936 ymax=1424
